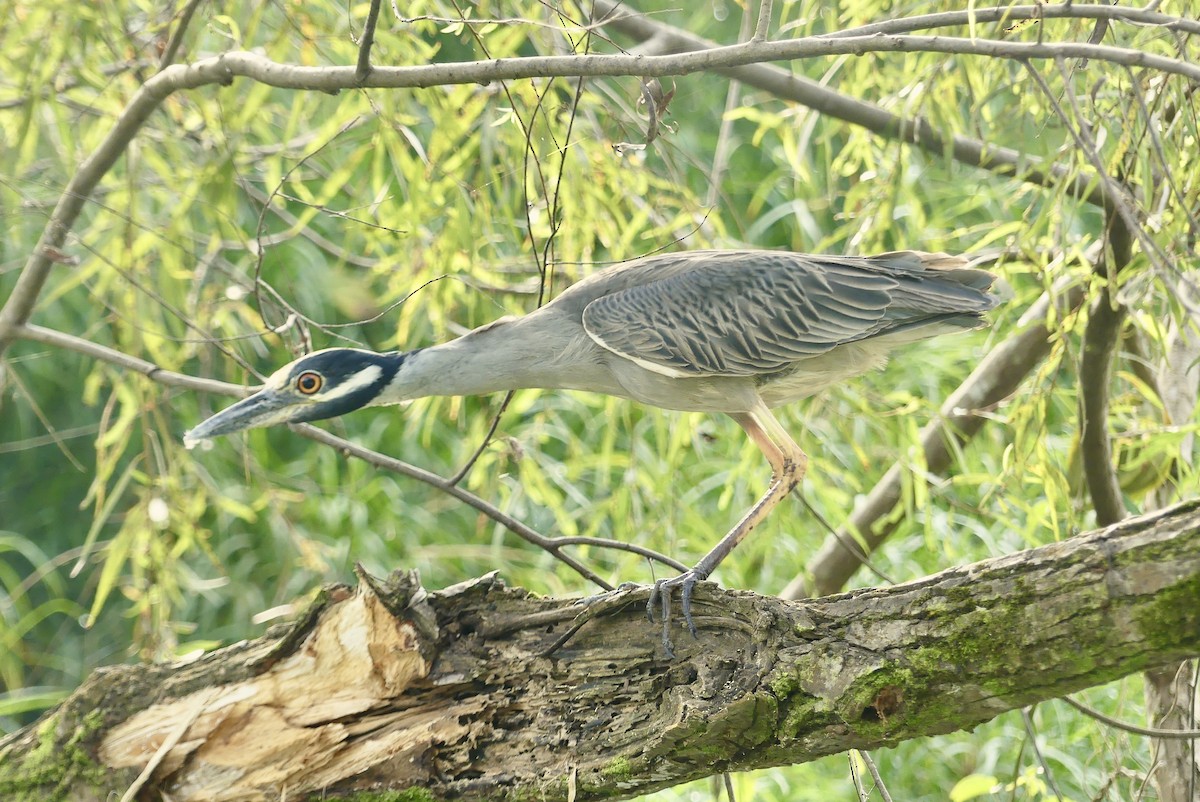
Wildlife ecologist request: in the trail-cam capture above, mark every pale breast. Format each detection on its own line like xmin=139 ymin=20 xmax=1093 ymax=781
xmin=756 ymin=341 xmax=893 ymax=408
xmin=603 ymin=356 xmax=763 ymax=414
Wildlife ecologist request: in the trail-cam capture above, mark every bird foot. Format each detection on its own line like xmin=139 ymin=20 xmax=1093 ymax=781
xmin=646 ymin=569 xmax=709 ymax=658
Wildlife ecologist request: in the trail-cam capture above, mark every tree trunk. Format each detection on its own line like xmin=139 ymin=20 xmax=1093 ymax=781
xmin=1145 ymin=282 xmax=1200 ymax=802
xmin=1144 ymin=663 xmax=1200 ymax=802
xmin=3 ymin=501 xmax=1200 ymax=802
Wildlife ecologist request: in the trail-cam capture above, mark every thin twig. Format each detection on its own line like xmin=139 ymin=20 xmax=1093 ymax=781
xmin=2 ymin=363 xmax=88 ymax=470
xmin=263 ymin=424 xmax=617 ymax=590
xmin=237 ymin=177 xmax=389 ymax=268
xmin=859 ymin=751 xmax=895 ymax=802
xmin=814 ymin=3 xmax=1200 ymax=39
xmin=446 ymin=391 xmax=515 ymax=486
xmin=752 ymin=0 xmax=773 ymax=42
xmin=443 ymin=0 xmax=595 ymax=486
xmin=355 ymin=0 xmax=383 ymax=82
xmin=1124 ymin=67 xmax=1200 ymax=242
xmin=251 ymin=117 xmax=361 ymax=338
xmin=704 ymin=73 xmax=741 ymax=211
xmin=314 ymin=429 xmax=690 ymax=581
xmin=796 ymin=493 xmax=896 ymax=588
xmin=1008 ymin=727 xmax=1029 ymax=802
xmin=1022 ymin=707 xmax=1067 ymax=802
xmin=1061 ymin=695 xmax=1200 ymax=739
xmin=1055 ymin=62 xmax=1166 ymax=254
xmin=1033 ymin=59 xmax=1174 ymax=279
xmin=1022 ymin=58 xmax=1135 ymax=525
xmin=540 ymin=9 xmax=593 ymax=296
xmin=704 ymin=0 xmax=755 ymax=210
xmin=849 ymin=751 xmax=870 ymax=802
xmin=16 ymin=323 xmax=244 ymax=396
xmin=158 ymin=0 xmax=206 ymax=70
xmin=547 ymin=537 xmax=687 ymax=572
xmin=439 ymin=2 xmax=548 ymax=486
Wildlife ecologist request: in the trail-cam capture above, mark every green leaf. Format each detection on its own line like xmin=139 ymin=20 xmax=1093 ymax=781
xmin=950 ymin=774 xmax=999 ymax=801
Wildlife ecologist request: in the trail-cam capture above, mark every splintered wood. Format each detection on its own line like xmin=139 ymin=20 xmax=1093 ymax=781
xmin=99 ymin=580 xmax=471 ymax=801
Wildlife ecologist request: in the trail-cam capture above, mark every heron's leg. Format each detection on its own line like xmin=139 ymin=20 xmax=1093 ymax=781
xmin=647 ymin=402 xmax=807 ymax=654
xmin=695 ymin=404 xmax=808 ymax=577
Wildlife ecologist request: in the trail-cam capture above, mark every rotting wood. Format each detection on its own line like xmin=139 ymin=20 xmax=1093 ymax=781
xmin=2 ymin=501 xmax=1199 ymax=802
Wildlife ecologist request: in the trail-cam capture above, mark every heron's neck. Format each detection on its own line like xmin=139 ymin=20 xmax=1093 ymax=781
xmin=375 ymin=315 xmax=587 ymax=403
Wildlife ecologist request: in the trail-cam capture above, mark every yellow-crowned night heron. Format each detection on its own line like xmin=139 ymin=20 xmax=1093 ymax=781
xmin=186 ymin=250 xmax=998 ymax=650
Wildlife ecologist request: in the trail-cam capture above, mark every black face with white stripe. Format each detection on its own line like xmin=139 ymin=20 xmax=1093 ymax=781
xmin=183 ymin=349 xmax=403 ymax=448
xmin=278 ymin=349 xmax=400 ymax=422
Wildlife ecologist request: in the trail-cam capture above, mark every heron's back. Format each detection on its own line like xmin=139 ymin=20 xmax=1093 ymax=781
xmin=557 ymin=250 xmax=995 ymax=373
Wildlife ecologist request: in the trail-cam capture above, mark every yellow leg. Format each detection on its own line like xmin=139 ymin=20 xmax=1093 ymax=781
xmin=694 ymin=403 xmax=808 ymax=577
xmin=648 ymin=401 xmax=807 ymax=655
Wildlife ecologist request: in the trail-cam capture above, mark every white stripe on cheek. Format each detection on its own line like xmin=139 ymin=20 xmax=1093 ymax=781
xmin=265 ymin=364 xmax=296 ymax=391
xmin=317 ymin=365 xmax=384 ymax=402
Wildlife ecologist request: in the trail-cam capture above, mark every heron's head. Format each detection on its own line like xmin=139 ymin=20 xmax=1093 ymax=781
xmin=184 ymin=348 xmax=403 ymax=449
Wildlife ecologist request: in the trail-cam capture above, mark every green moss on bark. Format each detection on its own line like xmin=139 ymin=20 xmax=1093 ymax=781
xmin=1134 ymin=573 xmax=1200 ymax=649
xmin=0 ymin=709 xmax=110 ymax=802
xmin=599 ymin=756 xmax=632 ymax=779
xmin=340 ymin=789 xmax=437 ymax=802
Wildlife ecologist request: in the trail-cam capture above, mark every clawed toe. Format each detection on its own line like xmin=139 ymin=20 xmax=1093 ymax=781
xmin=646 ymin=570 xmax=707 ymax=657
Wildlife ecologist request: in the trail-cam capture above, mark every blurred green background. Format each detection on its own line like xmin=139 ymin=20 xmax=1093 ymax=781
xmin=2 ymin=1 xmax=1197 ymax=800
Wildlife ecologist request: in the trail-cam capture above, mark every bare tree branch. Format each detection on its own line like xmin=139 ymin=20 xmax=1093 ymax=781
xmin=1061 ymin=694 xmax=1200 ymax=740
xmin=294 ymin=425 xmax=683 ymax=587
xmin=3 ymin=501 xmax=1198 ymax=801
xmin=4 ymin=5 xmax=1199 ymax=356
xmin=15 ymin=323 xmax=242 ymax=397
xmin=158 ymin=0 xmax=205 ymax=70
xmin=595 ymin=1 xmax=1116 ymax=210
xmin=753 ymin=0 xmax=774 ymax=42
xmin=354 ymin=0 xmax=382 ymax=83
xmin=858 ymin=751 xmax=895 ymax=802
xmin=816 ymin=3 xmax=1200 ymax=38
xmin=1077 ymin=216 xmax=1133 ymax=527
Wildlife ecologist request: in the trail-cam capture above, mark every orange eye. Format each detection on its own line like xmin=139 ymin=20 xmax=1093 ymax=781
xmin=296 ymin=371 xmax=323 ymax=395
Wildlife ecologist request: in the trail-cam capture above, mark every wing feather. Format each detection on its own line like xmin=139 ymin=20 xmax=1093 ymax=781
xmin=580 ymin=251 xmax=995 ymax=378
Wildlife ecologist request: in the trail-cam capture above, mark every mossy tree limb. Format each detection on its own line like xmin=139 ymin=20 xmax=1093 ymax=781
xmin=2 ymin=501 xmax=1199 ymax=802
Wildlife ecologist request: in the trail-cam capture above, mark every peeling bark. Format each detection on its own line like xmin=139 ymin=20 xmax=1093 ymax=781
xmin=2 ymin=502 xmax=1200 ymax=802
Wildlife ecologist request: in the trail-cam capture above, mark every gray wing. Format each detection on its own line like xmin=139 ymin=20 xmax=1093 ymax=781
xmin=580 ymin=251 xmax=994 ymax=378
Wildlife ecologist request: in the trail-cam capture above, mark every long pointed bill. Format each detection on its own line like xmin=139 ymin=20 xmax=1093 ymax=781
xmin=183 ymin=390 xmax=297 ymax=450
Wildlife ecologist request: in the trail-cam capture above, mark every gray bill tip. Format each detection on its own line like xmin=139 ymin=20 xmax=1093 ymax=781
xmin=182 ymin=430 xmax=214 ymax=451
xmin=182 ymin=391 xmax=286 ymax=450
